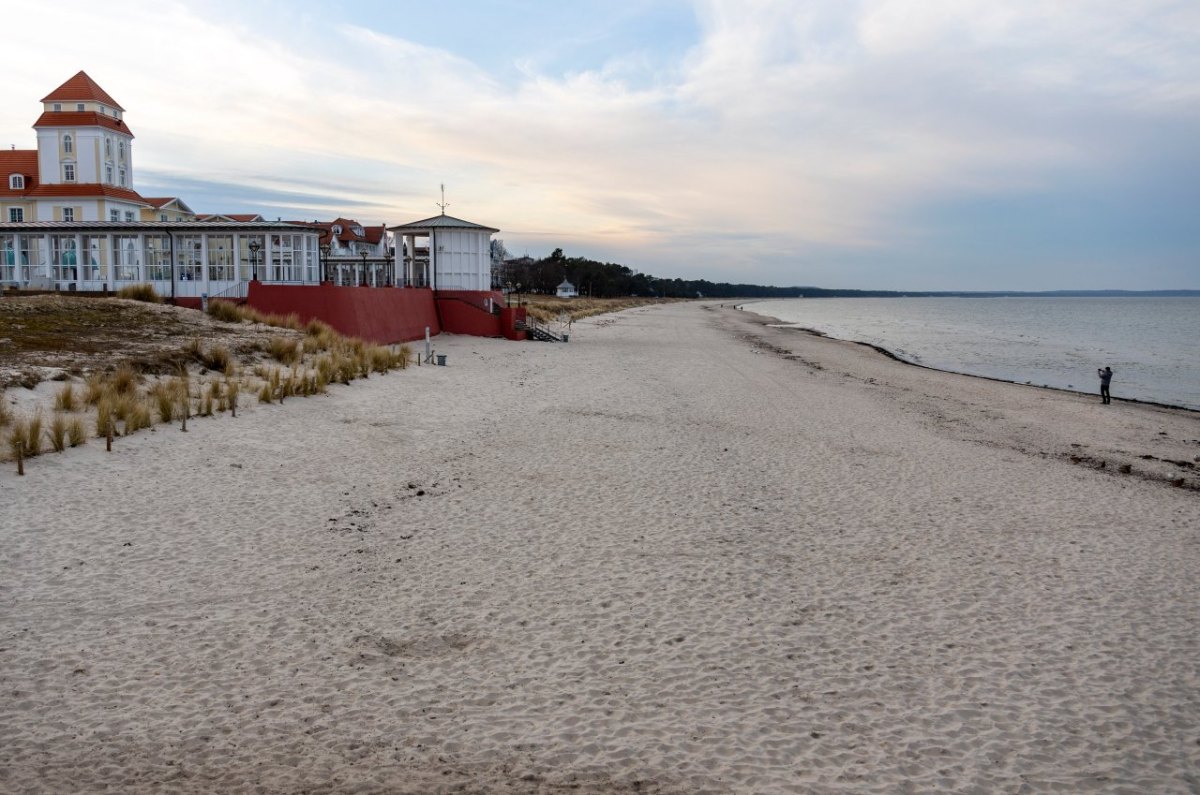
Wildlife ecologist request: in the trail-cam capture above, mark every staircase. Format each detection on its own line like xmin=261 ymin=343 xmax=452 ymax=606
xmin=517 ymin=318 xmax=567 ymax=342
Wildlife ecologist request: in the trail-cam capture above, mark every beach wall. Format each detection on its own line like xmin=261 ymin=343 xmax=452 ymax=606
xmin=246 ymin=282 xmax=441 ymax=344
xmin=435 ymin=289 xmax=525 ymax=339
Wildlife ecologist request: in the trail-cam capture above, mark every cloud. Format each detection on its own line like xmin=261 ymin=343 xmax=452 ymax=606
xmin=1 ymin=0 xmax=1196 ymax=289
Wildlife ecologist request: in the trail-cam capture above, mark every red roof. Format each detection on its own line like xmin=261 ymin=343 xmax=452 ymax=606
xmin=143 ymin=197 xmax=176 ymax=209
xmin=41 ymin=71 xmax=124 ymax=111
xmin=25 ymin=183 xmax=150 ymax=205
xmin=0 ymin=150 xmax=39 ymax=198
xmin=285 ymin=218 xmax=386 ymax=247
xmin=33 ymin=111 xmax=134 ymax=138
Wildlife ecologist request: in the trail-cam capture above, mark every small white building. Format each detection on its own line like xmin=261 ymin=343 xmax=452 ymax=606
xmin=556 ymin=279 xmax=578 ymax=298
xmin=389 ymin=213 xmax=498 ymax=291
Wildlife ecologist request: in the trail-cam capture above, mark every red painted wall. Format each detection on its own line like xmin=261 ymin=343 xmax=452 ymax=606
xmin=246 ymin=283 xmax=441 ymax=344
xmin=436 ymin=290 xmax=500 ymax=337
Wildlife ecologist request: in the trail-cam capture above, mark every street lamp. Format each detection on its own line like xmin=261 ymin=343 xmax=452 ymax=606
xmin=320 ymin=243 xmax=331 ymax=284
xmin=248 ymin=239 xmax=261 ymax=281
xmin=360 ymin=250 xmax=368 ymax=286
xmin=505 ymin=281 xmax=513 ymax=307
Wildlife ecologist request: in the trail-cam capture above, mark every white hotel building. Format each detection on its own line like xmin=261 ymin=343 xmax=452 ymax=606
xmin=1 ymin=72 xmax=321 ymax=298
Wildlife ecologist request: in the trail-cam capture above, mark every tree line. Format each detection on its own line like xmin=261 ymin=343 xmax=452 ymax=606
xmin=492 ymin=245 xmax=807 ymax=299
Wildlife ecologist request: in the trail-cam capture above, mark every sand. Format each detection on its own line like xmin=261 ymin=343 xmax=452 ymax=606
xmin=1 ymin=301 xmax=1197 ymax=794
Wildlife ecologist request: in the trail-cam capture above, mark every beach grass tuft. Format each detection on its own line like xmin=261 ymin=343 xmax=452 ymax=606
xmin=67 ymin=416 xmax=86 ymax=447
xmin=268 ymin=336 xmax=301 ymax=365
xmin=48 ymin=413 xmax=69 ymax=452
xmin=116 ymin=283 xmax=163 ymax=303
xmin=25 ymin=411 xmax=44 ymax=456
xmin=206 ymin=300 xmax=244 ymax=323
xmin=95 ymin=399 xmax=112 ymax=439
xmin=54 ymin=383 xmax=78 ymax=412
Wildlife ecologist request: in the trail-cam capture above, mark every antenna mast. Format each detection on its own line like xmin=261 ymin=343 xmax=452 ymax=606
xmin=436 ymin=184 xmax=450 ymax=216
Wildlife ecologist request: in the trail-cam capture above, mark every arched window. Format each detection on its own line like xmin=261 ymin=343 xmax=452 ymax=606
xmin=105 ymin=138 xmax=112 ymax=157
xmin=118 ymin=141 xmax=125 ymax=160
xmin=8 ymin=174 xmax=24 ymax=190
xmin=63 ymin=135 xmax=73 ymax=154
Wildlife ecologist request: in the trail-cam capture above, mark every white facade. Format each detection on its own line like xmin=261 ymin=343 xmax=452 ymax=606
xmin=0 ymin=221 xmax=322 ymax=296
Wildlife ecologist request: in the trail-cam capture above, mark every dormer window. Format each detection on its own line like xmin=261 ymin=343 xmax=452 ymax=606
xmin=53 ymin=103 xmax=62 ymax=112
xmin=9 ymin=174 xmax=24 ymax=190
xmin=332 ymin=225 xmax=342 ymax=235
xmin=63 ymin=135 xmax=73 ymax=154
xmin=76 ymin=103 xmax=84 ymax=112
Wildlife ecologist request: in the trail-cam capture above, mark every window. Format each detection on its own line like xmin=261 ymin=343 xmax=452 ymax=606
xmin=63 ymin=135 xmax=73 ymax=154
xmin=76 ymin=103 xmax=84 ymax=112
xmin=118 ymin=169 xmax=126 ymax=187
xmin=105 ymin=139 xmax=112 ymax=157
xmin=124 ymin=211 xmax=134 ymax=222
xmin=53 ymin=103 xmax=62 ymax=112
xmin=8 ymin=174 xmax=23 ymax=190
xmin=8 ymin=208 xmax=23 ymax=222
xmin=118 ymin=142 xmax=125 ymax=160
xmin=160 ymin=213 xmax=168 ymax=222
xmin=110 ymin=209 xmax=120 ymax=222
xmin=63 ymin=208 xmax=74 ymax=222
xmin=63 ymin=163 xmax=75 ymax=182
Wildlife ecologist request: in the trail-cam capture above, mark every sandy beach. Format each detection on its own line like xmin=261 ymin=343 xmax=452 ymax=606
xmin=2 ymin=301 xmax=1198 ymax=793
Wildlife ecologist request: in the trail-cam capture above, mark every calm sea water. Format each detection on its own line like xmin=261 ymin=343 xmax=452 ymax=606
xmin=748 ymin=297 xmax=1200 ymax=410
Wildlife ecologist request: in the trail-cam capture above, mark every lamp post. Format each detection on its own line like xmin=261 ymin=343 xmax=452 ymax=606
xmin=248 ymin=239 xmax=260 ymax=281
xmin=505 ymin=281 xmax=512 ymax=307
xmin=320 ymin=243 xmax=331 ymax=284
xmin=384 ymin=252 xmax=394 ymax=287
xmin=360 ymin=250 xmax=368 ymax=286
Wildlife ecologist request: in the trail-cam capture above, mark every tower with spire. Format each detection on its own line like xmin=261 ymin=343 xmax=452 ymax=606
xmin=1 ymin=70 xmax=149 ymax=222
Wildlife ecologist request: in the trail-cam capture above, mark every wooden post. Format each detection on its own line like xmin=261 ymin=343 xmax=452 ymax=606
xmin=105 ymin=419 xmax=113 ymax=452
xmin=15 ymin=439 xmax=24 ymax=476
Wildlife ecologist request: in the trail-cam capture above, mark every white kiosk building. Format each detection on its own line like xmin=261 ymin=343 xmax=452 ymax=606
xmin=389 ymin=213 xmax=498 ymax=291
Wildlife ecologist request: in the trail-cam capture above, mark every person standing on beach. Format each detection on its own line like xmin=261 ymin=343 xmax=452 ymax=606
xmin=1098 ymin=366 xmax=1113 ymax=404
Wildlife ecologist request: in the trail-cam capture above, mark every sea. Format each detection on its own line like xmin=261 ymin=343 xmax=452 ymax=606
xmin=746 ymin=297 xmax=1200 ymax=411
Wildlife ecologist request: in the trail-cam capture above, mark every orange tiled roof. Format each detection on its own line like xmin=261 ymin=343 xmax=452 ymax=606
xmin=25 ymin=183 xmax=149 ymax=205
xmin=143 ymin=197 xmax=176 ymax=209
xmin=41 ymin=71 xmax=124 ymax=111
xmin=0 ymin=150 xmax=40 ymax=198
xmin=33 ymin=111 xmax=134 ymax=138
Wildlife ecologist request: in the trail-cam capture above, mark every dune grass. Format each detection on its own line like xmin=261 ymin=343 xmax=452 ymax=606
xmin=7 ymin=302 xmax=414 ymax=469
xmin=520 ymin=295 xmax=683 ymax=324
xmin=116 ymin=283 xmax=163 ymax=303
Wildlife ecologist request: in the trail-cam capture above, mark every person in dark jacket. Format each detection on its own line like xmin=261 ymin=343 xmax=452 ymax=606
xmin=1098 ymin=366 xmax=1113 ymax=404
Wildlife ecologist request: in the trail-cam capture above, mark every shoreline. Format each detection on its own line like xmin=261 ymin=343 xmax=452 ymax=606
xmin=736 ymin=301 xmax=1200 ymax=414
xmin=2 ymin=301 xmax=1198 ymax=793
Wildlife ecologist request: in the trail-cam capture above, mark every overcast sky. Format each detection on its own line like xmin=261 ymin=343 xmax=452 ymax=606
xmin=2 ymin=0 xmax=1197 ymax=290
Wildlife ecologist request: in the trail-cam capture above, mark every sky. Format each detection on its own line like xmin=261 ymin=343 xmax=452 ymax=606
xmin=2 ymin=0 xmax=1197 ymax=291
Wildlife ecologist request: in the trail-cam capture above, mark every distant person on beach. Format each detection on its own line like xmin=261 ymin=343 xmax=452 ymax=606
xmin=1098 ymin=366 xmax=1113 ymax=404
